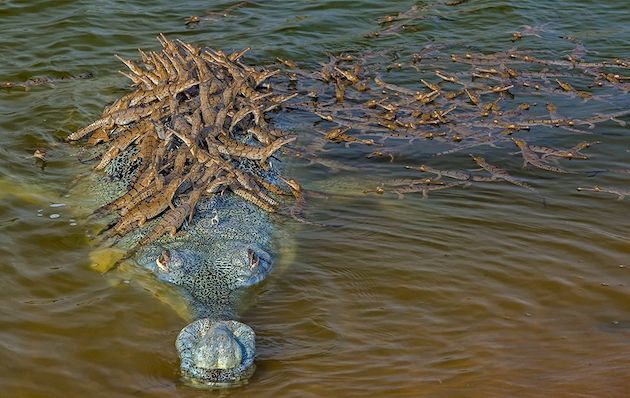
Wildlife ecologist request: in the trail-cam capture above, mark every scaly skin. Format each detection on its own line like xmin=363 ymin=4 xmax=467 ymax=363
xmin=2 ymin=74 xmax=95 ymax=90
xmin=511 ymin=137 xmax=568 ymax=173
xmin=232 ymin=187 xmax=276 ymax=213
xmin=93 ymin=169 xmax=161 ymax=216
xmin=68 ymin=104 xmax=156 ymax=141
xmin=324 ymin=127 xmax=374 ymax=146
xmin=529 ymin=140 xmax=600 ymax=160
xmin=229 ymin=100 xmax=264 ymax=131
xmin=134 ymin=189 xmax=203 ymax=247
xmin=95 ymin=123 xmax=148 ymax=170
xmin=392 ymin=180 xmax=466 ymax=199
xmin=577 ymin=185 xmax=629 ymax=200
xmin=469 ymin=154 xmax=539 ymax=195
xmin=103 ymin=176 xmax=185 ymax=238
xmin=197 ymin=62 xmax=222 ymax=125
xmin=246 ymin=122 xmax=282 ymax=146
xmin=406 ymin=164 xmax=494 ymax=182
xmin=128 ymin=79 xmax=199 ymax=107
xmin=216 ymin=134 xmax=297 ymax=163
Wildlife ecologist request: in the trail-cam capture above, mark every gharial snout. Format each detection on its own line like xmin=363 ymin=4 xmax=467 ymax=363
xmin=175 ymin=319 xmax=256 ymax=388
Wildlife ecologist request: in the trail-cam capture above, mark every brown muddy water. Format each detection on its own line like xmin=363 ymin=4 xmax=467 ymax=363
xmin=1 ymin=1 xmax=629 ymax=397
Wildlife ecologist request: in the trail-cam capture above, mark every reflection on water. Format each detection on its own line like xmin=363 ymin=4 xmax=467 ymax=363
xmin=1 ymin=1 xmax=628 ymax=397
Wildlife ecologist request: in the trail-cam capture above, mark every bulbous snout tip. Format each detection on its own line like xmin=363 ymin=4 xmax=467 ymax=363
xmin=175 ymin=319 xmax=256 ymax=388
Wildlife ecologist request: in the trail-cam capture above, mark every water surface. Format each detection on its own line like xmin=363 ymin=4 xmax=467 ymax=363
xmin=1 ymin=1 xmax=629 ymax=397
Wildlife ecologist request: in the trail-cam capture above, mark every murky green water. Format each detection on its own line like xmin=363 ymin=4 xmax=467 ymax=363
xmin=1 ymin=1 xmax=629 ymax=397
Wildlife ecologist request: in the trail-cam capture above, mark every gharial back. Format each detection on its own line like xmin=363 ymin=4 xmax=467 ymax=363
xmin=71 ymin=128 xmax=294 ymax=324
xmin=72 ymin=144 xmax=280 ymax=308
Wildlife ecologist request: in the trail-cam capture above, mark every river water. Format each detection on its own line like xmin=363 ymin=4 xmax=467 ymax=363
xmin=1 ymin=1 xmax=629 ymax=397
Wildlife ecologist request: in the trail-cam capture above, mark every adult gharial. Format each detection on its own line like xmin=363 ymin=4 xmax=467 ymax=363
xmin=69 ymin=35 xmax=300 ymax=387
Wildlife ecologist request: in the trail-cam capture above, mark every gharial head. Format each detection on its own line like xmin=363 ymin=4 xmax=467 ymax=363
xmin=143 ymin=242 xmax=271 ymax=387
xmin=176 ymin=318 xmax=256 ymax=388
xmin=151 ymin=241 xmax=273 ymax=289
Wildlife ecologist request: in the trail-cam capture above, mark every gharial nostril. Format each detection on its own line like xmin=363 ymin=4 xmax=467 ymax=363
xmin=156 ymin=249 xmax=170 ymax=271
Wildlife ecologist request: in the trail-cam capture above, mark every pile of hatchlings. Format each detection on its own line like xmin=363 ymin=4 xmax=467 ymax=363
xmin=69 ymin=35 xmax=301 ymax=247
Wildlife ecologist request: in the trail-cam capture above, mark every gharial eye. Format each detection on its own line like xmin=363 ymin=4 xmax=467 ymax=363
xmin=247 ymin=248 xmax=259 ymax=270
xmin=156 ymin=250 xmax=170 ymax=271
